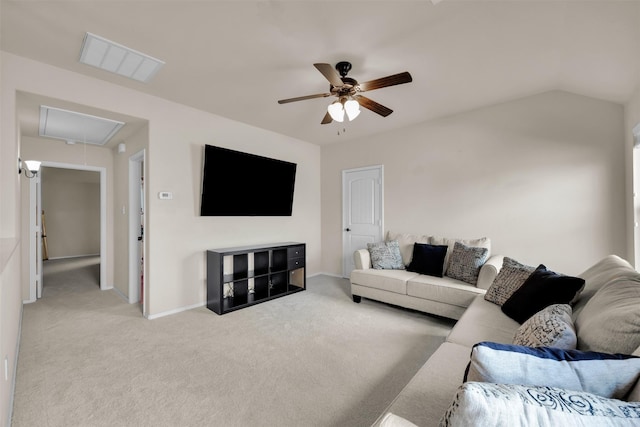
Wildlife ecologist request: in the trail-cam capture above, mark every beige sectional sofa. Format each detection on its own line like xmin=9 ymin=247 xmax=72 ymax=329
xmin=350 ymin=232 xmax=502 ymax=320
xmin=370 ymin=254 xmax=640 ymax=427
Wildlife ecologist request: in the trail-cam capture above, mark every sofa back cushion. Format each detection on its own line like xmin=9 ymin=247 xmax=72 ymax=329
xmin=574 ymin=276 xmax=640 ymax=355
xmin=573 ymin=255 xmax=639 ymax=317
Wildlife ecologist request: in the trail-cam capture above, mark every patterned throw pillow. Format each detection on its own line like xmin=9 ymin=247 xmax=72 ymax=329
xmin=440 ymin=382 xmax=640 ymax=427
xmin=367 ymin=241 xmax=404 ymax=270
xmin=513 ymin=304 xmax=577 ymax=349
xmin=446 ymin=242 xmax=489 ymax=285
xmin=484 ymin=257 xmax=536 ymax=306
xmin=430 ymin=236 xmax=490 ymax=275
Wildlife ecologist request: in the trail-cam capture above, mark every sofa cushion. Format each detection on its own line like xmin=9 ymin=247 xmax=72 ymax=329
xmin=406 ymin=243 xmax=448 ymax=277
xmin=430 ymin=236 xmax=490 ymax=275
xmin=386 ymin=231 xmax=430 ymax=266
xmin=349 ymin=269 xmax=418 ymax=295
xmin=464 ymin=342 xmax=640 ymax=400
xmin=574 ymin=276 xmax=640 ymax=355
xmin=368 ymin=241 xmax=405 ymax=270
xmin=573 ymin=255 xmax=639 ymax=318
xmin=374 ymin=342 xmax=472 ymax=427
xmin=512 ymin=304 xmax=577 ymax=349
xmin=446 ymin=295 xmax=520 ymax=347
xmin=484 ymin=257 xmax=536 ymax=306
xmin=440 ymin=382 xmax=640 ymax=427
xmin=501 ymin=265 xmax=585 ymax=323
xmin=407 ymin=275 xmax=485 ymax=308
xmin=446 ymin=242 xmax=489 ymax=286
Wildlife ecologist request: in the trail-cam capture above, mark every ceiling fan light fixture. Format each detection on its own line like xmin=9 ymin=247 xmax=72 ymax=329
xmin=328 ymin=100 xmax=345 ymax=122
xmin=344 ymin=98 xmax=361 ymax=121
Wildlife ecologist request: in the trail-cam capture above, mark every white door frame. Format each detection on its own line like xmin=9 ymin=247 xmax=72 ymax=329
xmin=342 ymin=165 xmax=384 ymax=277
xmin=27 ymin=161 xmax=108 ymax=302
xmin=128 ymin=149 xmax=146 ymax=314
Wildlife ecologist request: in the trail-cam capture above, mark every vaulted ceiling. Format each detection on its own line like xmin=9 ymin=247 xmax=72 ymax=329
xmin=2 ymin=0 xmax=640 ymax=145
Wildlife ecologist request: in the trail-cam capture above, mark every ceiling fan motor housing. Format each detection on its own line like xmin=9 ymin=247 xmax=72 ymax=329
xmin=335 ymin=61 xmax=352 ymax=77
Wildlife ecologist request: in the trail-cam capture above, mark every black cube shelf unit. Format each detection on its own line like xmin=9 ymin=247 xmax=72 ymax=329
xmin=206 ymin=242 xmax=305 ymax=314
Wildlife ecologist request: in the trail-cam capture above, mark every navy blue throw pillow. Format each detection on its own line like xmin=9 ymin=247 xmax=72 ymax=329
xmin=501 ymin=265 xmax=585 ymax=324
xmin=406 ymin=243 xmax=448 ymax=277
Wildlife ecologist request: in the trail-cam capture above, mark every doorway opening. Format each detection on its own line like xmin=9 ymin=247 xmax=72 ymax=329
xmin=129 ymin=149 xmax=146 ymax=315
xmin=27 ymin=162 xmax=107 ymax=302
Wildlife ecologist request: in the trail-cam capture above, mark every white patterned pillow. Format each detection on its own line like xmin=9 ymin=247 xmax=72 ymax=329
xmin=367 ymin=241 xmax=404 ymax=270
xmin=513 ymin=304 xmax=577 ymax=349
xmin=484 ymin=257 xmax=536 ymax=305
xmin=464 ymin=342 xmax=640 ymax=400
xmin=439 ymin=382 xmax=640 ymax=427
xmin=446 ymin=242 xmax=489 ymax=285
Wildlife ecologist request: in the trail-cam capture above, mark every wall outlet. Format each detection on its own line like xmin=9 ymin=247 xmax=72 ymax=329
xmin=158 ymin=191 xmax=173 ymax=200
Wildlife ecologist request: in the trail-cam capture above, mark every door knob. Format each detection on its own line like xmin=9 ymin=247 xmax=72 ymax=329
xmin=345 ymin=228 xmax=351 ymax=232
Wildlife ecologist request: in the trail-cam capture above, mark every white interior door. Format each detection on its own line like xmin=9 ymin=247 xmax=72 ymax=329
xmin=342 ymin=166 xmax=383 ymax=277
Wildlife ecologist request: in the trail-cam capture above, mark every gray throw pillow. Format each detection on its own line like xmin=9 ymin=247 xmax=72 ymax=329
xmin=367 ymin=240 xmax=404 ymax=270
xmin=446 ymin=242 xmax=489 ymax=285
xmin=484 ymin=257 xmax=536 ymax=306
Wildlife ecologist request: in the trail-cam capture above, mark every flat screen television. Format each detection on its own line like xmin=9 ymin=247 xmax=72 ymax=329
xmin=200 ymin=145 xmax=297 ymax=216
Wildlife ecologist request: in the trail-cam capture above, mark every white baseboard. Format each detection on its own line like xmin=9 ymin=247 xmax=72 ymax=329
xmin=111 ymin=286 xmax=130 ymax=303
xmin=46 ymin=253 xmax=100 ymax=261
xmin=145 ymin=301 xmax=205 ymax=320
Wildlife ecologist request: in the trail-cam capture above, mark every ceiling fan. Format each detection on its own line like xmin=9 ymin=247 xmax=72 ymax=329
xmin=277 ymin=62 xmax=412 ymax=124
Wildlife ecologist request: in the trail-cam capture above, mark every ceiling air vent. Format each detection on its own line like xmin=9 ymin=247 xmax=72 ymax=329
xmin=39 ymin=106 xmax=125 ymax=145
xmin=79 ymin=32 xmax=165 ymax=83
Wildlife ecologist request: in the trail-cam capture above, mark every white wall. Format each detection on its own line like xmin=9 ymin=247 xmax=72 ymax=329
xmin=322 ymin=91 xmax=626 ymax=276
xmin=2 ymin=52 xmax=322 ymax=319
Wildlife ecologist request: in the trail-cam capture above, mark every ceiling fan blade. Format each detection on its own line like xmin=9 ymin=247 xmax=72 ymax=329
xmin=314 ymin=63 xmax=344 ymax=87
xmin=354 ymin=95 xmax=393 ymax=117
xmin=278 ymin=93 xmax=332 ymax=104
xmin=321 ymin=111 xmax=333 ymax=125
xmin=358 ymin=72 xmax=412 ymax=92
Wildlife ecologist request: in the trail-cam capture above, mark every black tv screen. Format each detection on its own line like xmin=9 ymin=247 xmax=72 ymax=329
xmin=200 ymin=145 xmax=297 ymax=216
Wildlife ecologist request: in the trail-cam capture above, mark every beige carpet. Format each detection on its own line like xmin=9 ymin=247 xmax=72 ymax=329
xmin=12 ymin=257 xmax=454 ymax=427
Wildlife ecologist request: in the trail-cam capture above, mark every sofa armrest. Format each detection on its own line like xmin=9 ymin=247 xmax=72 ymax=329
xmin=354 ymin=248 xmax=372 ymax=270
xmin=439 ymin=382 xmax=640 ymax=427
xmin=476 ymin=255 xmax=504 ymax=290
